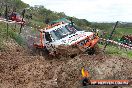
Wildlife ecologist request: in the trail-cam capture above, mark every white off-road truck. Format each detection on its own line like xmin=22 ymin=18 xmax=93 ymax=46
xmin=33 ymin=20 xmax=99 ymax=57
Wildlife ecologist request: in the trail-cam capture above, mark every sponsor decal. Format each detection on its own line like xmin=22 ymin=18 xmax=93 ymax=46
xmin=81 ymin=68 xmax=131 ymax=87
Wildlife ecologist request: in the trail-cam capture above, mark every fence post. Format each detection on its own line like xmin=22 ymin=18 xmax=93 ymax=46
xmin=5 ymin=4 xmax=9 ymax=40
xmin=103 ymin=21 xmax=119 ymax=51
xmin=19 ymin=9 xmax=25 ymax=34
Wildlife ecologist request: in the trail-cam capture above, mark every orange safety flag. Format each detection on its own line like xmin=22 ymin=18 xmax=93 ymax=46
xmin=81 ymin=68 xmax=89 ymax=78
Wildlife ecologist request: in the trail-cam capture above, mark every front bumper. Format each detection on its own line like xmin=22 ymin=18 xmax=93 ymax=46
xmin=77 ymin=37 xmax=99 ymax=51
xmin=86 ymin=37 xmax=99 ymax=48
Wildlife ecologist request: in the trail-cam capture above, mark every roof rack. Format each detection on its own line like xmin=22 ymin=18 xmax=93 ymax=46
xmin=46 ymin=22 xmax=65 ymax=29
xmin=38 ymin=22 xmax=65 ymax=32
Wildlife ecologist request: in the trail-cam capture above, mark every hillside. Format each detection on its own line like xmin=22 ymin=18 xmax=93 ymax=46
xmin=0 ymin=37 xmax=132 ymax=88
xmin=0 ymin=0 xmax=91 ymax=28
xmin=0 ymin=0 xmax=29 ymax=12
xmin=0 ymin=0 xmax=132 ymax=88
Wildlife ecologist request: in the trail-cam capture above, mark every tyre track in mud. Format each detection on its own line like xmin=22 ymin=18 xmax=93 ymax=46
xmin=0 ymin=24 xmax=132 ymax=88
xmin=0 ymin=41 xmax=132 ymax=88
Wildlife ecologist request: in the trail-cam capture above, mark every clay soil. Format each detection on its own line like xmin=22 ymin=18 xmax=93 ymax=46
xmin=0 ymin=39 xmax=132 ymax=88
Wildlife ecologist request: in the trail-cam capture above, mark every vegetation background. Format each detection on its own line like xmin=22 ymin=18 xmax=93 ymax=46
xmin=0 ymin=0 xmax=132 ymax=58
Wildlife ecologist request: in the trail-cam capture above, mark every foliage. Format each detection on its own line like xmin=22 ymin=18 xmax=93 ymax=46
xmin=0 ymin=0 xmax=29 ymax=19
xmin=0 ymin=0 xmax=131 ymax=59
xmin=90 ymin=22 xmax=113 ymax=30
xmin=118 ymin=22 xmax=132 ymax=28
xmin=99 ymin=44 xmax=132 ymax=59
xmin=25 ymin=5 xmax=91 ymax=28
xmin=8 ymin=29 xmax=27 ymax=47
xmin=0 ymin=22 xmax=6 ymax=50
xmin=0 ymin=22 xmax=27 ymax=49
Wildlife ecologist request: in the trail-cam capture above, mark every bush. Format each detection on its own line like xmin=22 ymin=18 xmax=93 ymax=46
xmin=8 ymin=29 xmax=27 ymax=47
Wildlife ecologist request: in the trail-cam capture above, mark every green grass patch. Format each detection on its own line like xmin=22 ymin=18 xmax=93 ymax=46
xmin=99 ymin=44 xmax=132 ymax=59
xmin=8 ymin=29 xmax=27 ymax=48
xmin=0 ymin=22 xmax=27 ymax=48
xmin=0 ymin=22 xmax=7 ymax=50
xmin=116 ymin=27 xmax=132 ymax=35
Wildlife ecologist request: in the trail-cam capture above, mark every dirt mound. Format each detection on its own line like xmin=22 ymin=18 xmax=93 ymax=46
xmin=0 ymin=39 xmax=132 ymax=88
xmin=57 ymin=54 xmax=132 ymax=88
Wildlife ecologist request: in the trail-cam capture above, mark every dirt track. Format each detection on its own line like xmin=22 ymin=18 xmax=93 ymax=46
xmin=0 ymin=39 xmax=132 ymax=88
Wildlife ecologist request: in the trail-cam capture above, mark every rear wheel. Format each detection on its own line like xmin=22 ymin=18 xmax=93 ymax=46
xmin=42 ymin=47 xmax=50 ymax=56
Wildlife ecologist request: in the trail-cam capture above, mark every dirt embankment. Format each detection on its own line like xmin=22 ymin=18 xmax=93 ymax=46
xmin=0 ymin=39 xmax=132 ymax=88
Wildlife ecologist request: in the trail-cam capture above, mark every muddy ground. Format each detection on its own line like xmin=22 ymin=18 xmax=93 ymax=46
xmin=0 ymin=39 xmax=132 ymax=88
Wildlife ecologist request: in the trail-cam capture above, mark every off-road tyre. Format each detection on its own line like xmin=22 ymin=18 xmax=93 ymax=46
xmin=87 ymin=45 xmax=100 ymax=55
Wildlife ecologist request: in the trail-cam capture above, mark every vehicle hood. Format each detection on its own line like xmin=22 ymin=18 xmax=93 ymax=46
xmin=51 ymin=31 xmax=93 ymax=46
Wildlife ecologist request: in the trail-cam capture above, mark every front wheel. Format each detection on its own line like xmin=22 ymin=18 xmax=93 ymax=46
xmin=87 ymin=45 xmax=99 ymax=55
xmin=87 ymin=48 xmax=95 ymax=55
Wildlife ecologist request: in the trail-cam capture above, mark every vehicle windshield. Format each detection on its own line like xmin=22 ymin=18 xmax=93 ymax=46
xmin=50 ymin=24 xmax=77 ymax=40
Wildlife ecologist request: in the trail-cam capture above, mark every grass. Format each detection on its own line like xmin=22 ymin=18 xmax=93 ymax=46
xmin=97 ymin=27 xmax=132 ymax=41
xmin=28 ymin=20 xmax=45 ymax=28
xmin=99 ymin=44 xmax=132 ymax=59
xmin=0 ymin=22 xmax=7 ymax=50
xmin=116 ymin=27 xmax=132 ymax=35
xmin=113 ymin=27 xmax=132 ymax=40
xmin=0 ymin=22 xmax=27 ymax=49
xmin=0 ymin=21 xmax=132 ymax=59
xmin=8 ymin=29 xmax=27 ymax=47
xmin=97 ymin=27 xmax=132 ymax=59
